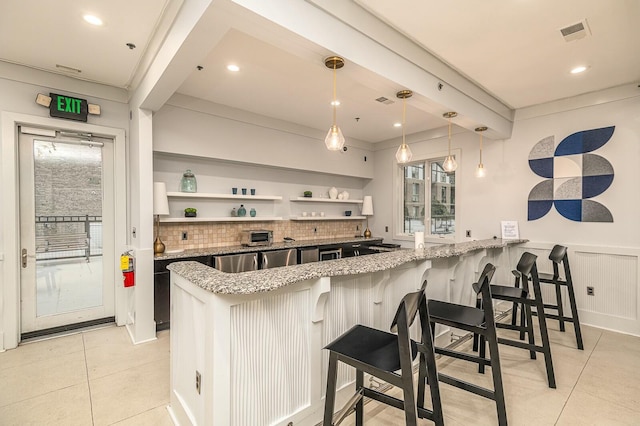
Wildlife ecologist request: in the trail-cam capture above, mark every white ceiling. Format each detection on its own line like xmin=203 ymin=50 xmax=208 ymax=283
xmin=0 ymin=0 xmax=171 ymax=88
xmin=1 ymin=0 xmax=638 ymax=143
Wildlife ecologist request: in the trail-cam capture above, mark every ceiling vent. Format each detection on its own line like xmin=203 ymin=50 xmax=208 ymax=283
xmin=375 ymin=96 xmax=394 ymax=105
xmin=560 ymin=19 xmax=591 ymax=42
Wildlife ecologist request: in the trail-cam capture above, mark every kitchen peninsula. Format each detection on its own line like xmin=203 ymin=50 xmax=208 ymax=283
xmin=167 ymin=238 xmax=526 ymax=426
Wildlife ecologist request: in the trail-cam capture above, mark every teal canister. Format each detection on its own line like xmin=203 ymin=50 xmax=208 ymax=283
xmin=180 ymin=169 xmax=197 ymax=193
xmin=238 ymin=204 xmax=247 ymax=217
xmin=250 ymin=208 xmax=256 ymax=217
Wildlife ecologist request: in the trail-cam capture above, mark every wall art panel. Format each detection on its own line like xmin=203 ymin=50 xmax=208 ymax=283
xmin=528 ymin=126 xmax=615 ymax=222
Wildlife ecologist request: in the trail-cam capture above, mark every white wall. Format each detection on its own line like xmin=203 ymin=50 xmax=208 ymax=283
xmin=370 ymin=85 xmax=640 ymax=334
xmin=153 ymin=94 xmax=375 ymax=179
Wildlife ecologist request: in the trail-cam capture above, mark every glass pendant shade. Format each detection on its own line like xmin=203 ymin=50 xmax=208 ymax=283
xmin=396 ymin=143 xmax=413 ymax=163
xmin=443 ymin=155 xmax=457 ymax=172
xmin=475 ymin=163 xmax=486 ymax=177
xmin=325 ymin=124 xmax=345 ymax=151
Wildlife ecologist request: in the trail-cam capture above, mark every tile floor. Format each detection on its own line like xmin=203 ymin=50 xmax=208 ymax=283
xmin=0 ymin=326 xmax=171 ymax=426
xmin=0 ymin=321 xmax=639 ymax=425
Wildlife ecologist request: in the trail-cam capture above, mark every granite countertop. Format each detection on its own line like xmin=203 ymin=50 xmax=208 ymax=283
xmin=154 ymin=236 xmax=383 ymax=261
xmin=168 ymin=238 xmax=527 ymax=295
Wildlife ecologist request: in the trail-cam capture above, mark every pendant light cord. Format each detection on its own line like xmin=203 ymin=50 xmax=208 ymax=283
xmin=332 ymin=63 xmax=337 ymax=126
xmin=448 ymin=117 xmax=452 ymax=155
xmin=479 ymin=132 xmax=483 ymax=164
xmin=402 ymin=95 xmax=407 ymax=147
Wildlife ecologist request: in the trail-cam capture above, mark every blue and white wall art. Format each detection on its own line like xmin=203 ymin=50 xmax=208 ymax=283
xmin=528 ymin=126 xmax=615 ymax=222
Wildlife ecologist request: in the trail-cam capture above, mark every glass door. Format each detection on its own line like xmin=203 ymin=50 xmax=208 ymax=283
xmin=19 ymin=128 xmax=115 ymax=335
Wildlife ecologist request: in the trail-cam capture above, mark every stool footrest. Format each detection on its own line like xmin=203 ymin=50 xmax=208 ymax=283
xmin=435 ymin=346 xmax=491 ymax=366
xmin=496 ymin=322 xmax=528 ymax=333
xmin=362 ymin=388 xmax=404 ymax=411
xmin=532 ymin=311 xmax=577 ymax=323
xmin=438 ymin=373 xmax=495 ymax=400
xmin=498 ymin=337 xmax=544 ymax=353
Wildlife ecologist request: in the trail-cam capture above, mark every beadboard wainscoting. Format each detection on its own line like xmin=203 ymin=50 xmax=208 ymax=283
xmin=518 ymin=242 xmax=640 ymax=336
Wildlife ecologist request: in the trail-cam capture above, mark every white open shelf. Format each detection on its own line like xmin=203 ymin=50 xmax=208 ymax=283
xmin=167 ymin=192 xmax=282 ymax=201
xmin=161 ymin=216 xmax=284 ymax=223
xmin=289 ymin=215 xmax=365 ymax=221
xmin=289 ymin=196 xmax=363 ymax=204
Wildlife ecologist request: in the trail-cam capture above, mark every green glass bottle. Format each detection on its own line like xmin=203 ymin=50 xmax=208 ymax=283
xmin=238 ymin=204 xmax=246 ymax=217
xmin=180 ymin=169 xmax=197 ymax=193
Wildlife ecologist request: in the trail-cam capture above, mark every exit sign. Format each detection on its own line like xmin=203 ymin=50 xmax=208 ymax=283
xmin=49 ymin=93 xmax=88 ymax=122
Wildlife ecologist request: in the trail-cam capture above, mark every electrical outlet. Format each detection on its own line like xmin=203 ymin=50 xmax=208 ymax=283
xmin=356 ymin=225 xmax=359 ymax=231
xmin=587 ymin=286 xmax=595 ymax=296
xmin=385 ymin=226 xmax=389 ymax=232
xmin=195 ymin=370 xmax=201 ymax=394
xmin=313 ymin=227 xmax=317 ymax=233
xmin=182 ymin=231 xmax=188 ymax=240
xmin=466 ymin=230 xmax=472 ymax=238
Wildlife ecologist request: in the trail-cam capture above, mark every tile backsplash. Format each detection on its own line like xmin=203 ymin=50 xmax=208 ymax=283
xmin=159 ymin=220 xmax=365 ymax=249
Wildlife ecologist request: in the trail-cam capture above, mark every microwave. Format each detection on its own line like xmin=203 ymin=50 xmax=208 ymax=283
xmin=240 ymin=230 xmax=273 ymax=247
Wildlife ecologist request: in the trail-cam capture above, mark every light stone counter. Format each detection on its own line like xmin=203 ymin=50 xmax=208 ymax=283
xmin=168 ymin=238 xmax=527 ymax=294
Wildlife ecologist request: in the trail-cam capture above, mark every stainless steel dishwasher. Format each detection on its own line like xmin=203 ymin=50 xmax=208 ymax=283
xmin=299 ymin=247 xmax=319 ymax=264
xmin=261 ymin=248 xmax=298 ymax=269
xmin=214 ymin=253 xmax=258 ymax=273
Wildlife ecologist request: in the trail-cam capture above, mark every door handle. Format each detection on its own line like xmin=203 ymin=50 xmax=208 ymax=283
xmin=22 ymin=248 xmax=28 ymax=268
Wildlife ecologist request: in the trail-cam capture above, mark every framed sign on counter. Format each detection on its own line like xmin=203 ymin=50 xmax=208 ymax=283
xmin=501 ymin=221 xmax=520 ymax=240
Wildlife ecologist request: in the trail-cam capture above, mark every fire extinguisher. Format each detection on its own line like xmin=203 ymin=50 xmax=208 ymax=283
xmin=121 ymin=251 xmax=135 ymax=287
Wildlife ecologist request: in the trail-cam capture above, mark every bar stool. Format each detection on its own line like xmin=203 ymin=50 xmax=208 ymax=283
xmin=423 ymin=263 xmax=508 ymax=426
xmin=323 ymin=282 xmax=444 ymax=426
xmin=487 ymin=252 xmax=556 ymax=388
xmin=535 ymin=245 xmax=584 ymax=350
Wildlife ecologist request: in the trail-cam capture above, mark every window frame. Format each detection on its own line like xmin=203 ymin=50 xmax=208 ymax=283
xmin=393 ymin=149 xmax=461 ymax=243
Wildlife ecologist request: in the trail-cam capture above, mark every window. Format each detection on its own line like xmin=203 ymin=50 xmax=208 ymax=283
xmin=412 ymin=183 xmax=420 ymax=202
xmin=398 ymin=156 xmax=456 ymax=239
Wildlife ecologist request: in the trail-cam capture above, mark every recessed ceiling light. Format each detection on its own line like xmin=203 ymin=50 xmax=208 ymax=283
xmin=393 ymin=122 xmax=402 ymax=128
xmin=227 ymin=64 xmax=240 ymax=72
xmin=331 ymin=100 xmax=341 ymax=106
xmin=570 ymin=65 xmax=588 ymax=74
xmin=83 ymin=14 xmax=103 ymax=26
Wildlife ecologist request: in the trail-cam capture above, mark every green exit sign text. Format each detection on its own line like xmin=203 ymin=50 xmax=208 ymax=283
xmin=49 ymin=93 xmax=88 ymax=122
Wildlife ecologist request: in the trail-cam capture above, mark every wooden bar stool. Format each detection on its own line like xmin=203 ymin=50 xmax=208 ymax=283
xmin=323 ymin=282 xmax=444 ymax=426
xmin=487 ymin=252 xmax=556 ymax=388
xmin=423 ymin=263 xmax=508 ymax=426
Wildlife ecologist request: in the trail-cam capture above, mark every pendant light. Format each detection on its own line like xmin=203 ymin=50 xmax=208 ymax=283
xmin=395 ymin=90 xmax=413 ymax=163
xmin=475 ymin=126 xmax=488 ymax=178
xmin=324 ymin=56 xmax=345 ymax=151
xmin=442 ymin=111 xmax=458 ymax=172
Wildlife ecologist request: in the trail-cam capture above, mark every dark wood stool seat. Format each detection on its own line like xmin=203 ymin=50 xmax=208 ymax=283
xmin=323 ymin=282 xmax=444 ymax=426
xmin=325 ymin=325 xmax=419 ymax=373
xmin=428 ymin=300 xmax=486 ymax=329
xmin=422 ymin=263 xmax=508 ymax=426
xmin=490 ymin=285 xmax=528 ymax=300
